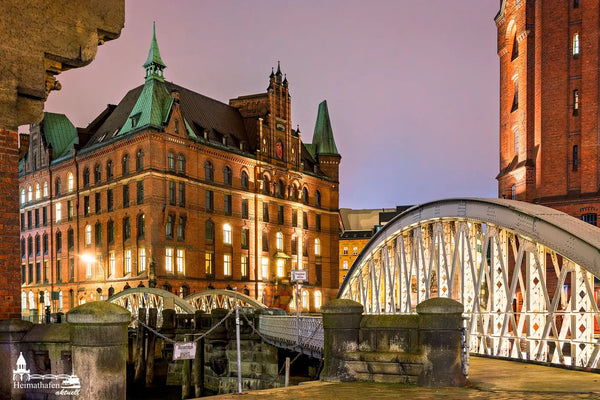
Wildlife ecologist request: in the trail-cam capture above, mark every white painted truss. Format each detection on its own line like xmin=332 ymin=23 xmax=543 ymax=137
xmin=339 ymin=198 xmax=600 ymax=369
xmin=185 ymin=289 xmax=267 ymax=312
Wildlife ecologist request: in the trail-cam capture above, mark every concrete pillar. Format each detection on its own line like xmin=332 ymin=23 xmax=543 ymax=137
xmin=0 ymin=319 xmax=33 ymax=399
xmin=320 ymin=299 xmax=363 ymax=382
xmin=416 ymin=297 xmax=466 ymax=387
xmin=67 ymin=301 xmax=130 ymax=399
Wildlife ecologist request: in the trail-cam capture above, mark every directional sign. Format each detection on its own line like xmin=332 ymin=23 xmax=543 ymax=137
xmin=173 ymin=342 xmax=196 ymax=360
xmin=290 ymin=269 xmax=308 ymax=282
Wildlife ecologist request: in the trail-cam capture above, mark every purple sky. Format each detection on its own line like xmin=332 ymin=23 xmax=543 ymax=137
xmin=44 ymin=0 xmax=500 ymax=209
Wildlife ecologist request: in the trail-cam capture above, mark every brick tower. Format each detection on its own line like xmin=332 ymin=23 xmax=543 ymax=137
xmin=496 ymin=0 xmax=600 ymax=224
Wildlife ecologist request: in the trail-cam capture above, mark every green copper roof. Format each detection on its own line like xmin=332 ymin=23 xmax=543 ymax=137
xmin=42 ymin=112 xmax=78 ymax=159
xmin=118 ymin=24 xmax=171 ymax=136
xmin=312 ymin=100 xmax=339 ymax=156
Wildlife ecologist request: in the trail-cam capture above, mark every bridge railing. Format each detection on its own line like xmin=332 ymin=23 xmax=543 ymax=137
xmin=258 ymin=315 xmax=323 ymax=356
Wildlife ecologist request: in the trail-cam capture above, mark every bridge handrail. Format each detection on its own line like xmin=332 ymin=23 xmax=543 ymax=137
xmin=258 ymin=315 xmax=323 ymax=351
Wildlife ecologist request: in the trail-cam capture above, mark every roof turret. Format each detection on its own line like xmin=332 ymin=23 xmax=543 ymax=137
xmin=311 ymin=100 xmax=339 ymax=156
xmin=143 ymin=22 xmax=166 ymax=82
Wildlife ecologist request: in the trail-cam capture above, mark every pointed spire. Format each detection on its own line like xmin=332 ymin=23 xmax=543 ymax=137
xmin=144 ymin=22 xmax=167 ymax=82
xmin=312 ymin=100 xmax=339 ymax=156
xmin=283 ymin=74 xmax=288 ymax=87
xmin=276 ymin=61 xmax=282 ymax=76
xmin=270 ymin=67 xmax=275 ymax=78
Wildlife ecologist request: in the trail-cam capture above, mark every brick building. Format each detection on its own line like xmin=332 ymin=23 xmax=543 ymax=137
xmin=18 ymin=26 xmax=341 ymax=319
xmin=496 ymin=0 xmax=600 ymax=224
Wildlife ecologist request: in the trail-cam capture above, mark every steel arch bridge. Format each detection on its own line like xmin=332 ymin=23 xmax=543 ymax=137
xmin=107 ymin=287 xmax=196 ymax=322
xmin=339 ymin=198 xmax=600 ymax=369
xmin=185 ymin=289 xmax=268 ymax=312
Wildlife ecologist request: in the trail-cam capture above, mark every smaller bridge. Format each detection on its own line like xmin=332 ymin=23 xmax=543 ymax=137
xmin=185 ymin=289 xmax=267 ymax=312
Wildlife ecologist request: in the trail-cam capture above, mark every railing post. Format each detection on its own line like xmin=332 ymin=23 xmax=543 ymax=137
xmin=320 ymin=299 xmax=363 ymax=382
xmin=67 ymin=301 xmax=130 ymax=399
xmin=416 ymin=298 xmax=466 ymax=387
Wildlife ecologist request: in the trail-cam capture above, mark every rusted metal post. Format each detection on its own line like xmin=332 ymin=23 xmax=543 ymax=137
xmin=134 ymin=307 xmax=147 ymax=385
xmin=145 ymin=307 xmax=158 ymax=386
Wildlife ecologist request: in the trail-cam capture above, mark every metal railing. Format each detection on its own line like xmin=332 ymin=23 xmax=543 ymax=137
xmin=258 ymin=315 xmax=323 ymax=357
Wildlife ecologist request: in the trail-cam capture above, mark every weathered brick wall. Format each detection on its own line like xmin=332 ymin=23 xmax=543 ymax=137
xmin=0 ymin=129 xmax=21 ymax=319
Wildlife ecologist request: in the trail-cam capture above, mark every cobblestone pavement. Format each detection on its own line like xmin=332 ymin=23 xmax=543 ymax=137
xmin=204 ymin=356 xmax=600 ymax=400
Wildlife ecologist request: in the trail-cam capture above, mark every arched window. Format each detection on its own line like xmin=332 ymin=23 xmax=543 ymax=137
xmin=27 ymin=185 xmax=32 ymax=202
xmin=314 ymin=291 xmax=322 ymax=310
xmin=223 ymin=166 xmax=232 ymax=186
xmin=43 ymin=181 xmax=48 ymax=197
xmin=56 ymin=231 xmax=62 ymax=253
xmin=21 ymin=292 xmax=26 ymax=312
xmin=58 ymin=290 xmax=63 ymax=310
xmin=343 ymin=260 xmax=348 ymax=269
xmin=241 ymin=171 xmax=249 ymax=190
xmin=106 ymin=160 xmax=113 ymax=180
xmin=85 ymin=224 xmax=92 ymax=246
xmin=28 ymin=291 xmax=34 ymax=310
xmin=67 ymin=172 xmax=74 ymax=192
xmin=94 ymin=164 xmax=101 ymax=183
xmin=353 ymin=247 xmax=358 ymax=255
xmin=137 ymin=150 xmax=144 ymax=172
xmin=302 ymin=290 xmax=309 ymax=310
xmin=263 ymin=175 xmax=270 ymax=195
xmin=137 ymin=214 xmax=145 ymax=239
xmin=83 ymin=168 xmax=90 ymax=187
xmin=34 ymin=183 xmax=40 ymax=200
xmin=302 ymin=187 xmax=309 ymax=204
xmin=314 ymin=238 xmax=321 ymax=256
xmin=122 ymin=154 xmax=129 ymax=175
xmin=223 ymin=224 xmax=232 ymax=244
xmin=315 ymin=190 xmax=321 ymax=208
xmin=20 ymin=189 xmax=25 ymax=205
xmin=55 ymin=178 xmax=61 ymax=195
xmin=205 ymin=161 xmax=213 ymax=182
xmin=166 ymin=215 xmax=173 ymax=238
xmin=277 ymin=180 xmax=284 ymax=198
xmin=178 ymin=154 xmax=185 ymax=173
xmin=205 ymin=220 xmax=215 ymax=243
xmin=168 ymin=152 xmax=175 ymax=171
xmin=291 ymin=185 xmax=298 ymax=201
xmin=573 ymin=33 xmax=580 ymax=57
xmin=276 ymin=232 xmax=283 ymax=250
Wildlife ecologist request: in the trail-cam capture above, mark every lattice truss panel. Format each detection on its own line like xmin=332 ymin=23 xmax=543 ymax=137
xmin=340 ymin=219 xmax=600 ymax=368
xmin=184 ymin=289 xmax=268 ymax=313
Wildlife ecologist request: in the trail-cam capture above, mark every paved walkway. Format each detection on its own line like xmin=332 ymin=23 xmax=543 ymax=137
xmin=204 ymin=356 xmax=600 ymax=399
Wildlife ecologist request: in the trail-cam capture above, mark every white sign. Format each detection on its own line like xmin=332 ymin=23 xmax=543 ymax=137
xmin=291 ymin=269 xmax=308 ymax=282
xmin=173 ymin=342 xmax=196 ymax=360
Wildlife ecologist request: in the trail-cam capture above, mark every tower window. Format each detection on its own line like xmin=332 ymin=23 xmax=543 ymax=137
xmin=511 ymin=33 xmax=518 ymax=60
xmin=573 ymin=33 xmax=580 ymax=57
xmin=573 ymin=145 xmax=579 ymax=171
xmin=514 ymin=129 xmax=519 ymax=158
xmin=573 ymin=89 xmax=579 ymax=115
xmin=511 ymin=79 xmax=519 ymax=112
xmin=574 ymin=0 xmax=579 ymax=9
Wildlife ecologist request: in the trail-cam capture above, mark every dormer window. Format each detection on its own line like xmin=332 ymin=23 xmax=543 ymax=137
xmin=130 ymin=113 xmax=141 ymax=128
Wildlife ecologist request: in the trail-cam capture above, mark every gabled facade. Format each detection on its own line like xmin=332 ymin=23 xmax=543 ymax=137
xmin=18 ymin=26 xmax=341 ymax=318
xmin=496 ymin=0 xmax=600 ymax=224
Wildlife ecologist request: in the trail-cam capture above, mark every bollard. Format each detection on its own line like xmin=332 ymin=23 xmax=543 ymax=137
xmin=320 ymin=299 xmax=364 ymax=382
xmin=67 ymin=301 xmax=130 ymax=399
xmin=416 ymin=297 xmax=466 ymax=387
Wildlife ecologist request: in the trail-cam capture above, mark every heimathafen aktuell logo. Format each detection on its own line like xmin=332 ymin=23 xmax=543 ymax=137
xmin=12 ymin=352 xmax=81 ymax=397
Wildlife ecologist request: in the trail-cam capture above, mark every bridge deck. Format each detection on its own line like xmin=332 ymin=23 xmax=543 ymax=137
xmin=204 ymin=356 xmax=600 ymax=399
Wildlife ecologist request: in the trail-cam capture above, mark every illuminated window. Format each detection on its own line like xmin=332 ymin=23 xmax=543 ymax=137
xmin=291 ymin=235 xmax=298 ymax=255
xmin=165 ymin=248 xmax=173 ymax=273
xmin=43 ymin=181 xmax=48 ymax=197
xmin=205 ymin=252 xmax=214 ymax=276
xmin=139 ymin=248 xmax=146 ymax=272
xmin=55 ymin=203 xmax=62 ymax=223
xmin=223 ymin=224 xmax=232 ymax=244
xmin=177 ymin=249 xmax=184 ymax=274
xmin=109 ymin=251 xmax=115 ymax=276
xmin=353 ymin=247 xmax=358 ymax=256
xmin=277 ymin=259 xmax=284 ymax=278
xmin=314 ymin=291 xmax=322 ymax=310
xmin=85 ymin=224 xmax=92 ymax=246
xmin=21 ymin=292 xmax=26 ymax=311
xmin=124 ymin=249 xmax=131 ymax=274
xmin=35 ymin=183 xmax=40 ymax=200
xmin=276 ymin=232 xmax=283 ymax=250
xmin=224 ymin=254 xmax=231 ymax=276
xmin=261 ymin=258 xmax=269 ymax=280
xmin=28 ymin=291 xmax=34 ymax=310
xmin=573 ymin=33 xmax=580 ymax=56
xmin=58 ymin=290 xmax=63 ymax=310
xmin=67 ymin=172 xmax=74 ymax=192
xmin=314 ymin=238 xmax=321 ymax=256
xmin=573 ymin=89 xmax=579 ymax=115
xmin=302 ymin=290 xmax=309 ymax=310
xmin=241 ymin=256 xmax=248 ymax=279
xmin=86 ymin=262 xmax=92 ymax=278
xmin=343 ymin=247 xmax=348 ymax=255
xmin=27 ymin=186 xmax=32 ymax=202
xmin=20 ymin=189 xmax=25 ymax=205
xmin=343 ymin=260 xmax=349 ymax=270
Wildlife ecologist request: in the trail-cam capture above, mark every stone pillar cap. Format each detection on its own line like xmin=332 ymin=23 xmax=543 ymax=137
xmin=320 ymin=299 xmax=364 ymax=314
xmin=67 ymin=301 xmax=130 ymax=324
xmin=0 ymin=319 xmax=33 ymax=333
xmin=416 ymin=297 xmax=464 ymax=314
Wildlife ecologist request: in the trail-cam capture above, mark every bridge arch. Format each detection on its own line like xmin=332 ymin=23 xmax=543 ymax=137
xmin=185 ymin=289 xmax=267 ymax=312
xmin=107 ymin=287 xmax=196 ymax=323
xmin=339 ymin=198 xmax=600 ymax=368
